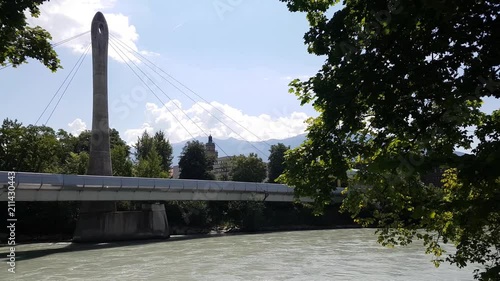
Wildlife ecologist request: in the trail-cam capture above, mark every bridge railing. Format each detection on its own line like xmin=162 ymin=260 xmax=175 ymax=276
xmin=0 ymin=171 xmax=295 ymax=194
xmin=0 ymin=171 xmax=356 ymax=202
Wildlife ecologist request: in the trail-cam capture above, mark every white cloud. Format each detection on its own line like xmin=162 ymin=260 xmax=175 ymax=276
xmin=171 ymin=22 xmax=185 ymax=32
xmin=281 ymin=75 xmax=312 ymax=81
xmin=123 ymin=122 xmax=154 ymax=145
xmin=123 ymin=100 xmax=309 ymax=144
xmin=28 ymin=0 xmax=155 ymax=63
xmin=68 ymin=118 xmax=87 ymax=135
xmin=139 ymin=50 xmax=160 ymax=57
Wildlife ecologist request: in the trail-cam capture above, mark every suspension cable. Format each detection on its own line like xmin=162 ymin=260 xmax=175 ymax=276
xmin=35 ymin=42 xmax=91 ymax=125
xmin=44 ymin=43 xmax=91 ymax=125
xmin=52 ymin=30 xmax=90 ymax=47
xmin=108 ymin=40 xmax=237 ymax=158
xmin=1 ymin=30 xmax=90 ymax=71
xmin=109 ymin=40 xmax=233 ymax=157
xmin=108 ymin=40 xmax=235 ymax=158
xmin=109 ymin=34 xmax=270 ymax=158
xmin=109 ymin=33 xmax=273 ymax=148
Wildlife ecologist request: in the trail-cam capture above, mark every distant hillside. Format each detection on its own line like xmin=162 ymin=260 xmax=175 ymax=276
xmin=131 ymin=134 xmax=469 ymax=165
xmin=170 ymin=134 xmax=307 ymax=165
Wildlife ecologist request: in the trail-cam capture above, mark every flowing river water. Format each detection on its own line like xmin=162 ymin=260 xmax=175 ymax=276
xmin=1 ymin=229 xmax=475 ymax=280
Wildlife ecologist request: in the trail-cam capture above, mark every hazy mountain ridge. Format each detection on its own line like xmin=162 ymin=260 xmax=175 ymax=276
xmin=170 ymin=134 xmax=307 ymax=165
xmin=130 ymin=133 xmax=467 ymax=165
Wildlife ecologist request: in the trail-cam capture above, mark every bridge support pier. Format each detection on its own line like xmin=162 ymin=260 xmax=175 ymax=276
xmin=72 ymin=12 xmax=170 ymax=242
xmin=73 ymin=203 xmax=169 ymax=242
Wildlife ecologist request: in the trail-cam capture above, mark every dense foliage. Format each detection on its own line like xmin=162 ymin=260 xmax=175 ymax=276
xmin=267 ymin=143 xmax=289 ymax=183
xmin=230 ymin=153 xmax=267 ymax=182
xmin=0 ymin=119 xmax=137 ymax=175
xmin=278 ymin=0 xmax=499 ymax=279
xmin=178 ymin=140 xmax=215 ymax=180
xmin=133 ymin=131 xmax=172 ymax=178
xmin=0 ymin=0 xmax=60 ymax=71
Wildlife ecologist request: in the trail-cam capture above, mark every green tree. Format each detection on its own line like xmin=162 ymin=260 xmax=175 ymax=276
xmin=134 ymin=130 xmax=173 ymax=176
xmin=0 ymin=119 xmax=26 ymax=171
xmin=231 ymin=153 xmax=267 ymax=183
xmin=217 ymin=160 xmax=232 ymax=181
xmin=62 ymin=152 xmax=89 ymax=175
xmin=153 ymin=131 xmax=173 ymax=171
xmin=0 ymin=0 xmax=60 ymax=71
xmin=279 ymin=0 xmax=499 ymax=279
xmin=68 ymin=128 xmax=132 ymax=176
xmin=134 ymin=144 xmax=167 ymax=178
xmin=134 ymin=131 xmax=154 ymax=160
xmin=108 ymin=128 xmax=133 ymax=176
xmin=0 ymin=119 xmax=60 ymax=172
xmin=55 ymin=129 xmax=79 ymax=168
xmin=267 ymin=143 xmax=289 ymax=183
xmin=111 ymin=145 xmax=133 ymax=177
xmin=75 ymin=128 xmax=129 ymax=154
xmin=178 ymin=140 xmax=214 ymax=180
xmin=74 ymin=130 xmax=91 ymax=153
xmin=110 ymin=128 xmax=129 ymax=151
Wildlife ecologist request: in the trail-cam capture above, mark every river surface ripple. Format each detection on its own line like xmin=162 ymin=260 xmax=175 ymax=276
xmin=1 ymin=229 xmax=475 ymax=281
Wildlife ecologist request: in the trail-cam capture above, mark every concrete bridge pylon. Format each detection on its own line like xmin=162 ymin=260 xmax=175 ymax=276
xmin=72 ymin=12 xmax=169 ymax=242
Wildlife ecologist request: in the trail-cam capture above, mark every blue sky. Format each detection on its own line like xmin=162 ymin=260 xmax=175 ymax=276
xmin=1 ymin=0 xmax=497 ymax=148
xmin=1 ymin=0 xmax=332 ymax=144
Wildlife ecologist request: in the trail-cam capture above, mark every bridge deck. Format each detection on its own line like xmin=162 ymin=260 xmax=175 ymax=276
xmin=0 ymin=172 xmax=348 ymax=202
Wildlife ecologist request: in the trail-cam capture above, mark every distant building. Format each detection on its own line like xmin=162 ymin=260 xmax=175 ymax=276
xmin=171 ymin=135 xmax=220 ymax=180
xmin=203 ymin=135 xmax=238 ymax=180
xmin=213 ymin=156 xmax=234 ymax=181
xmin=172 ymin=136 xmax=269 ymax=181
xmin=171 ymin=165 xmax=180 ymax=179
xmin=205 ymin=135 xmax=218 ymax=160
xmin=204 ymin=135 xmax=232 ymax=180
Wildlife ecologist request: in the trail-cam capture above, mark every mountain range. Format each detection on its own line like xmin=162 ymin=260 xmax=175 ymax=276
xmin=131 ymin=133 xmax=467 ymax=165
xmin=170 ymin=134 xmax=307 ymax=165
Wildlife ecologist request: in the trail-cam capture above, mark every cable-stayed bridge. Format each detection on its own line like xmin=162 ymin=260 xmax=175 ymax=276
xmin=1 ymin=12 xmax=352 ymax=242
xmin=0 ymin=29 xmax=354 ymax=203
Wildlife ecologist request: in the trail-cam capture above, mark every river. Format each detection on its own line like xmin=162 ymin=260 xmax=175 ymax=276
xmin=1 ymin=229 xmax=475 ymax=280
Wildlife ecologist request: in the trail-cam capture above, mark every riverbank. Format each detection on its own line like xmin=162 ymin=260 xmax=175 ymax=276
xmin=171 ymin=223 xmax=361 ymax=235
xmin=1 ymin=201 xmax=357 ymax=244
xmin=0 ymin=223 xmax=362 ymax=245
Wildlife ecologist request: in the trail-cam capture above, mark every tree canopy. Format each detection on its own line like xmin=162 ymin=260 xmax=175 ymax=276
xmin=153 ymin=131 xmax=174 ymax=171
xmin=0 ymin=0 xmax=60 ymax=71
xmin=134 ymin=145 xmax=166 ymax=178
xmin=133 ymin=131 xmax=172 ymax=178
xmin=178 ymin=140 xmax=215 ymax=180
xmin=267 ymin=143 xmax=289 ymax=183
xmin=231 ymin=153 xmax=267 ymax=183
xmin=0 ymin=118 xmax=134 ymax=176
xmin=278 ymin=0 xmax=499 ymax=279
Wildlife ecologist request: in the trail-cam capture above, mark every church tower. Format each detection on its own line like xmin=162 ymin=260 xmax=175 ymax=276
xmin=205 ymin=135 xmax=218 ymax=160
